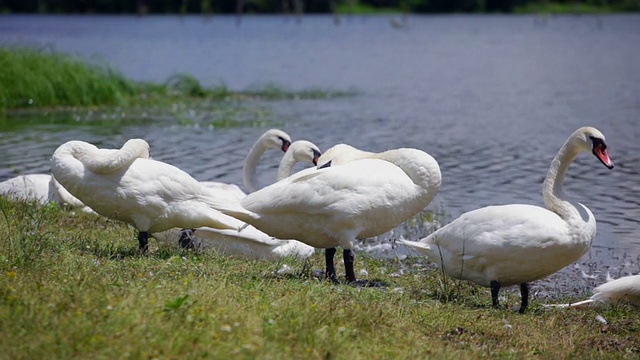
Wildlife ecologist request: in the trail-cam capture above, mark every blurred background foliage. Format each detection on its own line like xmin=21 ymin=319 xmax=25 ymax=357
xmin=0 ymin=0 xmax=638 ymax=14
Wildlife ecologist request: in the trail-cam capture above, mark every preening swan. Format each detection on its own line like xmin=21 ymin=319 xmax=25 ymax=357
xmin=546 ymin=274 xmax=640 ymax=308
xmin=153 ymin=140 xmax=322 ymax=259
xmin=51 ymin=138 xmax=237 ymax=252
xmin=399 ymin=126 xmax=614 ymax=313
xmin=218 ymin=146 xmax=441 ymax=284
xmin=200 ymin=128 xmax=292 ymax=200
xmin=0 ymin=173 xmax=92 ymax=212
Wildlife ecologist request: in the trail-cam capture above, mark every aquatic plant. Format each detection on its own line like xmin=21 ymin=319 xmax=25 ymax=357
xmin=0 ymin=46 xmax=136 ymax=110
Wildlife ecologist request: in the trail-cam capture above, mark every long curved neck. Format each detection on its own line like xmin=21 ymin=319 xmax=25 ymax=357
xmin=77 ymin=140 xmax=148 ymax=175
xmin=243 ymin=140 xmax=271 ymax=193
xmin=379 ymin=148 xmax=442 ymax=202
xmin=542 ymin=139 xmax=581 ymax=221
xmin=277 ymin=151 xmax=297 ymax=181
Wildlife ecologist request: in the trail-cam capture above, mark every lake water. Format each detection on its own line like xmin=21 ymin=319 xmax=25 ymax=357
xmin=0 ymin=14 xmax=639 ymax=278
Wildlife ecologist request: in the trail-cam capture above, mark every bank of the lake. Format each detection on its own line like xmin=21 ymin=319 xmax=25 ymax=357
xmin=0 ymin=46 xmax=354 ymax=111
xmin=0 ymin=197 xmax=638 ymax=359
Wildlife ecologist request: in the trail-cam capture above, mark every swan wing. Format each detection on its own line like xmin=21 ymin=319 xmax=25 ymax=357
xmin=423 ymin=204 xmax=581 ymax=286
xmin=200 ymin=181 xmax=246 ymax=202
xmin=241 ymin=159 xmax=417 ymax=217
xmin=592 ymin=275 xmax=640 ymax=305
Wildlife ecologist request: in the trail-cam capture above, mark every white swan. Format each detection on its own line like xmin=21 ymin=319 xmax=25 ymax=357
xmin=0 ymin=173 xmax=93 ymax=212
xmin=153 ymin=140 xmax=322 ymax=259
xmin=51 ymin=138 xmax=237 ymax=252
xmin=200 ymin=129 xmax=292 ymax=200
xmin=218 ymin=146 xmax=442 ymax=284
xmin=0 ymin=173 xmax=53 ymax=205
xmin=243 ymin=128 xmax=291 ymax=193
xmin=399 ymin=126 xmax=614 ymax=313
xmin=546 ymin=275 xmax=640 ymax=308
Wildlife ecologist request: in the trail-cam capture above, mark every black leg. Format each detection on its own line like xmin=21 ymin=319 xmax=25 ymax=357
xmin=178 ymin=228 xmax=198 ymax=249
xmin=138 ymin=231 xmax=149 ymax=254
xmin=519 ymin=283 xmax=529 ymax=314
xmin=343 ymin=249 xmax=357 ymax=283
xmin=325 ymin=248 xmax=338 ymax=284
xmin=490 ymin=280 xmax=501 ymax=308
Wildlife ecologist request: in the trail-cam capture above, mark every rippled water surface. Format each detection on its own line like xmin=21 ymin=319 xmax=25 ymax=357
xmin=0 ymin=14 xmax=639 ymax=270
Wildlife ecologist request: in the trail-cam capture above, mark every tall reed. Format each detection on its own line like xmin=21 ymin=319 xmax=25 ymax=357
xmin=0 ymin=46 xmax=135 ymax=110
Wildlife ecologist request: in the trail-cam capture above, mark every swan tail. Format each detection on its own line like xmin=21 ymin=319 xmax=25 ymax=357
xmin=202 ymin=196 xmax=257 ymax=225
xmin=543 ymin=299 xmax=595 ymax=309
xmin=397 ymin=239 xmax=434 ymax=256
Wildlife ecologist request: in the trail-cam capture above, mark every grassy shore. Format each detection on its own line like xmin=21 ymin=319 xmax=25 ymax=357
xmin=0 ymin=197 xmax=638 ymax=359
xmin=0 ymin=46 xmax=354 ymax=112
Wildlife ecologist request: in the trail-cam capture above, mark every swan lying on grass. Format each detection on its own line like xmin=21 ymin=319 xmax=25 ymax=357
xmin=399 ymin=127 xmax=614 ymax=313
xmin=545 ymin=274 xmax=640 ymax=308
xmin=0 ymin=173 xmax=92 ymax=212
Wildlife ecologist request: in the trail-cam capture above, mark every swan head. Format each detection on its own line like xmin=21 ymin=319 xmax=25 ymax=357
xmin=122 ymin=138 xmax=151 ymax=159
xmin=289 ymin=140 xmax=322 ymax=166
xmin=574 ymin=127 xmax=614 ymax=170
xmin=261 ymin=129 xmax=292 ymax=152
xmin=316 ymin=144 xmax=371 ymax=169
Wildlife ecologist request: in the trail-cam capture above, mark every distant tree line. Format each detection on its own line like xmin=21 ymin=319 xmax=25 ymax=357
xmin=0 ymin=0 xmax=638 ymax=14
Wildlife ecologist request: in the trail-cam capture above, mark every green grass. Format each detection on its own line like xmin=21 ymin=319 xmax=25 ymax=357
xmin=0 ymin=46 xmax=136 ymax=110
xmin=1 ymin=197 xmax=638 ymax=359
xmin=0 ymin=46 xmax=356 ymax=112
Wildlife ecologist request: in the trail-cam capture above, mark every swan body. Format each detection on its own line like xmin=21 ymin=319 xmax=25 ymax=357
xmin=51 ymin=139 xmax=237 ymax=251
xmin=0 ymin=173 xmax=93 ymax=212
xmin=0 ymin=174 xmax=53 ymax=204
xmin=400 ymin=126 xmax=614 ymax=313
xmin=50 ymin=175 xmax=90 ymax=210
xmin=547 ymin=275 xmax=640 ymax=308
xmin=219 ymin=146 xmax=441 ymax=283
xmin=153 ymin=140 xmax=321 ymax=259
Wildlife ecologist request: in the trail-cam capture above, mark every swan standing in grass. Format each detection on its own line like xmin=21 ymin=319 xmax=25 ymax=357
xmin=546 ymin=275 xmax=640 ymax=308
xmin=399 ymin=127 xmax=614 ymax=313
xmin=153 ymin=140 xmax=322 ymax=259
xmin=218 ymin=146 xmax=441 ymax=285
xmin=201 ymin=128 xmax=292 ymax=200
xmin=51 ymin=138 xmax=237 ymax=252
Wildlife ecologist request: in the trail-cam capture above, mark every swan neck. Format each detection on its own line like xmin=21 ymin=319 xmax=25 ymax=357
xmin=243 ymin=140 xmax=269 ymax=193
xmin=380 ymin=149 xmax=442 ymax=199
xmin=542 ymin=140 xmax=580 ymax=220
xmin=277 ymin=152 xmax=296 ymax=181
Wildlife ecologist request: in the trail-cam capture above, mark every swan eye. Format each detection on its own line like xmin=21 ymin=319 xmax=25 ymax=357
xmin=589 ymin=136 xmax=607 ymax=152
xmin=279 ymin=137 xmax=291 ymax=152
xmin=312 ymin=149 xmax=322 ymax=166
